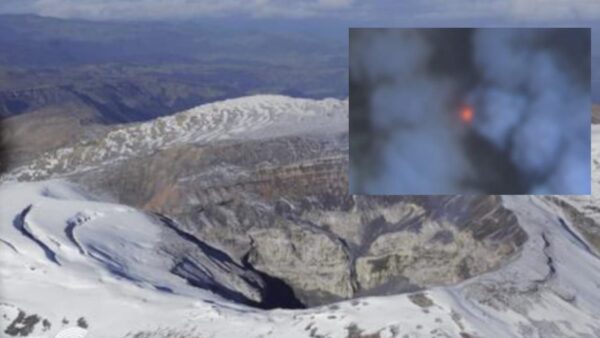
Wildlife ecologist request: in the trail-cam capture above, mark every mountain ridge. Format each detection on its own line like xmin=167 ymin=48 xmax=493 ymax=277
xmin=2 ymin=94 xmax=348 ymax=181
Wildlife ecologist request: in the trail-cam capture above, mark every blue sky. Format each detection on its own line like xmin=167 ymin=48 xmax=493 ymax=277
xmin=0 ymin=0 xmax=599 ymax=22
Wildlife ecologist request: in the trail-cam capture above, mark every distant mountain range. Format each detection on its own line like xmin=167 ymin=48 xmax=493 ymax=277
xmin=0 ymin=15 xmax=597 ymax=128
xmin=0 ymin=14 xmax=348 ymax=123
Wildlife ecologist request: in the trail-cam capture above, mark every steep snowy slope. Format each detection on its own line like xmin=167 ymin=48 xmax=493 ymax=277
xmin=0 ymin=179 xmax=270 ymax=336
xmin=2 ymin=95 xmax=348 ymax=182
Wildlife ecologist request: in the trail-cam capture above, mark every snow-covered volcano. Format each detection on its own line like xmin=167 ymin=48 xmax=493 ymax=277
xmin=1 ymin=96 xmax=599 ymax=337
xmin=2 ymin=165 xmax=600 ymax=337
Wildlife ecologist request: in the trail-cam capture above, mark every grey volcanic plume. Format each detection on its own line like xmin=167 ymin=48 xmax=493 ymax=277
xmin=350 ymin=28 xmax=590 ymax=194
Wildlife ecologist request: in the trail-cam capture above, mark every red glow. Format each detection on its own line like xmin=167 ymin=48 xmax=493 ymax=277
xmin=459 ymin=105 xmax=474 ymax=123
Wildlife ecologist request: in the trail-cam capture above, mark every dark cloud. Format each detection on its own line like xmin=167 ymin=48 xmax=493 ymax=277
xmin=349 ymin=28 xmax=590 ymax=194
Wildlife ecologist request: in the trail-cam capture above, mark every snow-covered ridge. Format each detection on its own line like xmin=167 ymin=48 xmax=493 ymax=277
xmin=3 ymin=95 xmax=348 ymax=181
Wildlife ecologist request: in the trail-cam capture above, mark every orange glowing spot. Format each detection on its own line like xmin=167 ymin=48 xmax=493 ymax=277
xmin=459 ymin=105 xmax=474 ymax=123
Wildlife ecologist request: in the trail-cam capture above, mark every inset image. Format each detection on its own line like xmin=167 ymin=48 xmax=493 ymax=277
xmin=350 ymin=28 xmax=591 ymax=194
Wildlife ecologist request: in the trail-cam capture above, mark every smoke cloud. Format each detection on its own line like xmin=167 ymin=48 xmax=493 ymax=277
xmin=350 ymin=28 xmax=590 ymax=195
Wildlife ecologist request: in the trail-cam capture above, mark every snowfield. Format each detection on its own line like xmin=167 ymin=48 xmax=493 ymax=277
xmin=0 ymin=118 xmax=599 ymax=336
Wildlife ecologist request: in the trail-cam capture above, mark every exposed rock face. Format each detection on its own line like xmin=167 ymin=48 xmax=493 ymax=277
xmin=178 ymin=190 xmax=525 ymax=306
xmin=593 ymin=104 xmax=600 ymax=124
xmin=1 ymin=95 xmax=528 ymax=307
